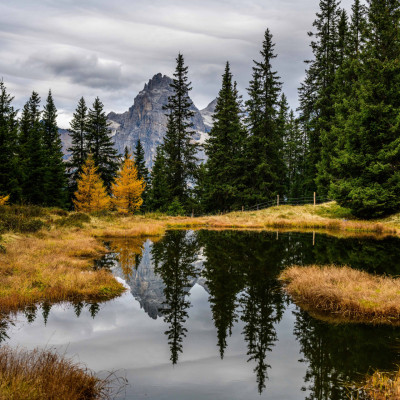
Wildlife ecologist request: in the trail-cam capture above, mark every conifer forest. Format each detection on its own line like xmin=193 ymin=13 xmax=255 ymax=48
xmin=1 ymin=0 xmax=399 ymax=219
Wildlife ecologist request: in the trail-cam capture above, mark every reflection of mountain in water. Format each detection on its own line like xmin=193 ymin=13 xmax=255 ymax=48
xmin=113 ymin=240 xmax=207 ymax=319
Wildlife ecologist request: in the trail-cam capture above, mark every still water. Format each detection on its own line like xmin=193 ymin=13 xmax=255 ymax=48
xmin=3 ymin=230 xmax=400 ymax=399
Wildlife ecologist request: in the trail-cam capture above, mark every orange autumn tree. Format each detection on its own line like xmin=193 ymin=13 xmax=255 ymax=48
xmin=0 ymin=195 xmax=10 ymax=206
xmin=73 ymin=155 xmax=110 ymax=212
xmin=111 ymin=153 xmax=145 ymax=214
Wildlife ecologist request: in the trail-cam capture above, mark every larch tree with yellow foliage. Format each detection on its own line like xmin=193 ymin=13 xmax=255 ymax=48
xmin=0 ymin=195 xmax=9 ymax=206
xmin=111 ymin=153 xmax=145 ymax=214
xmin=73 ymin=155 xmax=110 ymax=212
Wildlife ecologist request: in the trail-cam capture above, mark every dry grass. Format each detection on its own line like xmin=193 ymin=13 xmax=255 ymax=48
xmin=0 ymin=230 xmax=125 ymax=314
xmin=279 ymin=265 xmax=400 ymax=325
xmin=354 ymin=369 xmax=400 ymax=400
xmin=0 ymin=346 xmax=119 ymax=400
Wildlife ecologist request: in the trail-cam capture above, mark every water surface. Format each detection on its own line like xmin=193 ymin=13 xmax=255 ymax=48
xmin=3 ymin=230 xmax=400 ymax=399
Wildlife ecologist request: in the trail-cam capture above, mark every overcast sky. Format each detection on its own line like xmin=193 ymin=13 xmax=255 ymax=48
xmin=1 ymin=0 xmax=354 ymax=128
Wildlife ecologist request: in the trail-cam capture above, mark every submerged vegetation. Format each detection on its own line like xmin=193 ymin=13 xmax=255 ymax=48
xmin=279 ymin=265 xmax=400 ymax=325
xmin=0 ymin=346 xmax=118 ymax=400
xmin=359 ymin=368 xmax=400 ymax=400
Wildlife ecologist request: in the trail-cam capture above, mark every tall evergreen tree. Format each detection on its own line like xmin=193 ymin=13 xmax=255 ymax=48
xmin=133 ymin=139 xmax=150 ymax=209
xmin=86 ymin=97 xmax=119 ymax=190
xmin=67 ymin=97 xmax=89 ymax=193
xmin=0 ymin=80 xmax=20 ymax=201
xmin=298 ymin=0 xmax=342 ymax=196
xmin=245 ymin=29 xmax=285 ymax=204
xmin=147 ymin=146 xmax=170 ymax=211
xmin=161 ymin=53 xmax=198 ymax=208
xmin=283 ymin=110 xmax=307 ymax=199
xmin=330 ymin=0 xmax=400 ymax=218
xmin=19 ymin=92 xmax=48 ymax=204
xmin=42 ymin=90 xmax=67 ymax=207
xmin=203 ymin=62 xmax=247 ymax=212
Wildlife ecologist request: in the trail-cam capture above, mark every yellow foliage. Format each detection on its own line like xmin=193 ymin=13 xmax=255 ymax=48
xmin=0 ymin=195 xmax=10 ymax=206
xmin=111 ymin=153 xmax=145 ymax=214
xmin=73 ymin=156 xmax=110 ymax=212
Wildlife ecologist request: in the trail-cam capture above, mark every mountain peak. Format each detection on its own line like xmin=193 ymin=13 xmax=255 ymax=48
xmin=142 ymin=73 xmax=172 ymax=93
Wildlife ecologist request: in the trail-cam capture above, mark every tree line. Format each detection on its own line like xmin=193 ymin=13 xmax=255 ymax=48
xmin=1 ymin=0 xmax=399 ymax=218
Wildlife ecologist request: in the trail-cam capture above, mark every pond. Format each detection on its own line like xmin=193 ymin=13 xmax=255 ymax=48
xmin=3 ymin=230 xmax=400 ymax=399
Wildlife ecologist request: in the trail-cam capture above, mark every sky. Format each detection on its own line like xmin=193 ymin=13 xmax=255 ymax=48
xmin=1 ymin=0 xmax=353 ymax=128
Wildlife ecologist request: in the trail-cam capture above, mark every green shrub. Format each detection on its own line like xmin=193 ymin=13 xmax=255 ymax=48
xmin=56 ymin=213 xmax=91 ymax=228
xmin=167 ymin=198 xmax=186 ymax=216
xmin=0 ymin=211 xmax=45 ymax=233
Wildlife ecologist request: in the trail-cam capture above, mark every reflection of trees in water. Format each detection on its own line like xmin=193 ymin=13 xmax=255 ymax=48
xmin=199 ymin=231 xmax=287 ymax=393
xmin=293 ymin=309 xmax=400 ymax=400
xmin=238 ymin=234 xmax=286 ymax=394
xmin=0 ymin=315 xmax=14 ymax=345
xmin=152 ymin=230 xmax=200 ymax=365
xmin=199 ymin=231 xmax=245 ymax=359
xmin=108 ymin=238 xmax=147 ymax=279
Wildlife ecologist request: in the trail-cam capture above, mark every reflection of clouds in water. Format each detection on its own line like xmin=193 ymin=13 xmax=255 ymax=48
xmin=5 ymin=231 xmax=400 ymax=399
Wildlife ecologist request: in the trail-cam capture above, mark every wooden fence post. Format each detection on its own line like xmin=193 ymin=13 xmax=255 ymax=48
xmin=277 ymin=195 xmax=280 ymax=207
xmin=242 ymin=205 xmax=244 ymax=212
xmin=314 ymin=192 xmax=316 ymax=206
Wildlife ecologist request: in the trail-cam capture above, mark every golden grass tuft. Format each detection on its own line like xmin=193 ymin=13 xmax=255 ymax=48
xmin=279 ymin=265 xmax=400 ymax=325
xmin=0 ymin=230 xmax=125 ymax=314
xmin=0 ymin=346 xmax=118 ymax=400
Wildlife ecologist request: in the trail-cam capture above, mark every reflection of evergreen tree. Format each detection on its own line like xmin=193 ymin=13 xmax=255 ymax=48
xmin=294 ymin=309 xmax=400 ymax=400
xmin=88 ymin=302 xmax=100 ymax=319
xmin=0 ymin=315 xmax=13 ymax=345
xmin=73 ymin=301 xmax=84 ymax=318
xmin=24 ymin=304 xmax=37 ymax=323
xmin=198 ymin=231 xmax=245 ymax=358
xmin=152 ymin=230 xmax=200 ymax=364
xmin=41 ymin=301 xmax=52 ymax=325
xmin=200 ymin=230 xmax=287 ymax=393
xmin=240 ymin=248 xmax=286 ymax=394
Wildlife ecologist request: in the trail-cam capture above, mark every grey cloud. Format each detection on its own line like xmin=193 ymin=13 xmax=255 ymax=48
xmin=0 ymin=0 xmax=356 ymax=127
xmin=26 ymin=50 xmax=128 ymax=90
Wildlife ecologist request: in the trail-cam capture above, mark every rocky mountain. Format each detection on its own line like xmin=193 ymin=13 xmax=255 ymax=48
xmin=60 ymin=73 xmax=216 ymax=167
xmin=108 ymin=73 xmax=215 ymax=167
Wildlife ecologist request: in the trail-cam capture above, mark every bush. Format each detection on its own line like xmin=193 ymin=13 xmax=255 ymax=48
xmin=0 ymin=212 xmax=45 ymax=233
xmin=167 ymin=198 xmax=186 ymax=216
xmin=56 ymin=213 xmax=91 ymax=228
xmin=48 ymin=207 xmax=69 ymax=217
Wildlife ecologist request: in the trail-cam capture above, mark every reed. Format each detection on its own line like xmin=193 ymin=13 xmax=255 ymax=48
xmin=279 ymin=265 xmax=400 ymax=325
xmin=355 ymin=369 xmax=400 ymax=399
xmin=0 ymin=346 xmax=119 ymax=400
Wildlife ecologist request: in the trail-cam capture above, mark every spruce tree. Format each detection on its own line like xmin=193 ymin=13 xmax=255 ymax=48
xmin=0 ymin=80 xmax=20 ymax=201
xmin=245 ymin=29 xmax=285 ymax=204
xmin=161 ymin=53 xmax=198 ymax=208
xmin=19 ymin=92 xmax=48 ymax=205
xmin=86 ymin=97 xmax=119 ymax=190
xmin=67 ymin=97 xmax=89 ymax=193
xmin=148 ymin=146 xmax=170 ymax=211
xmin=283 ymin=110 xmax=306 ymax=199
xmin=298 ymin=0 xmax=342 ymax=196
xmin=330 ymin=0 xmax=400 ymax=218
xmin=42 ymin=90 xmax=67 ymax=208
xmin=204 ymin=62 xmax=247 ymax=212
xmin=133 ymin=139 xmax=150 ymax=209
